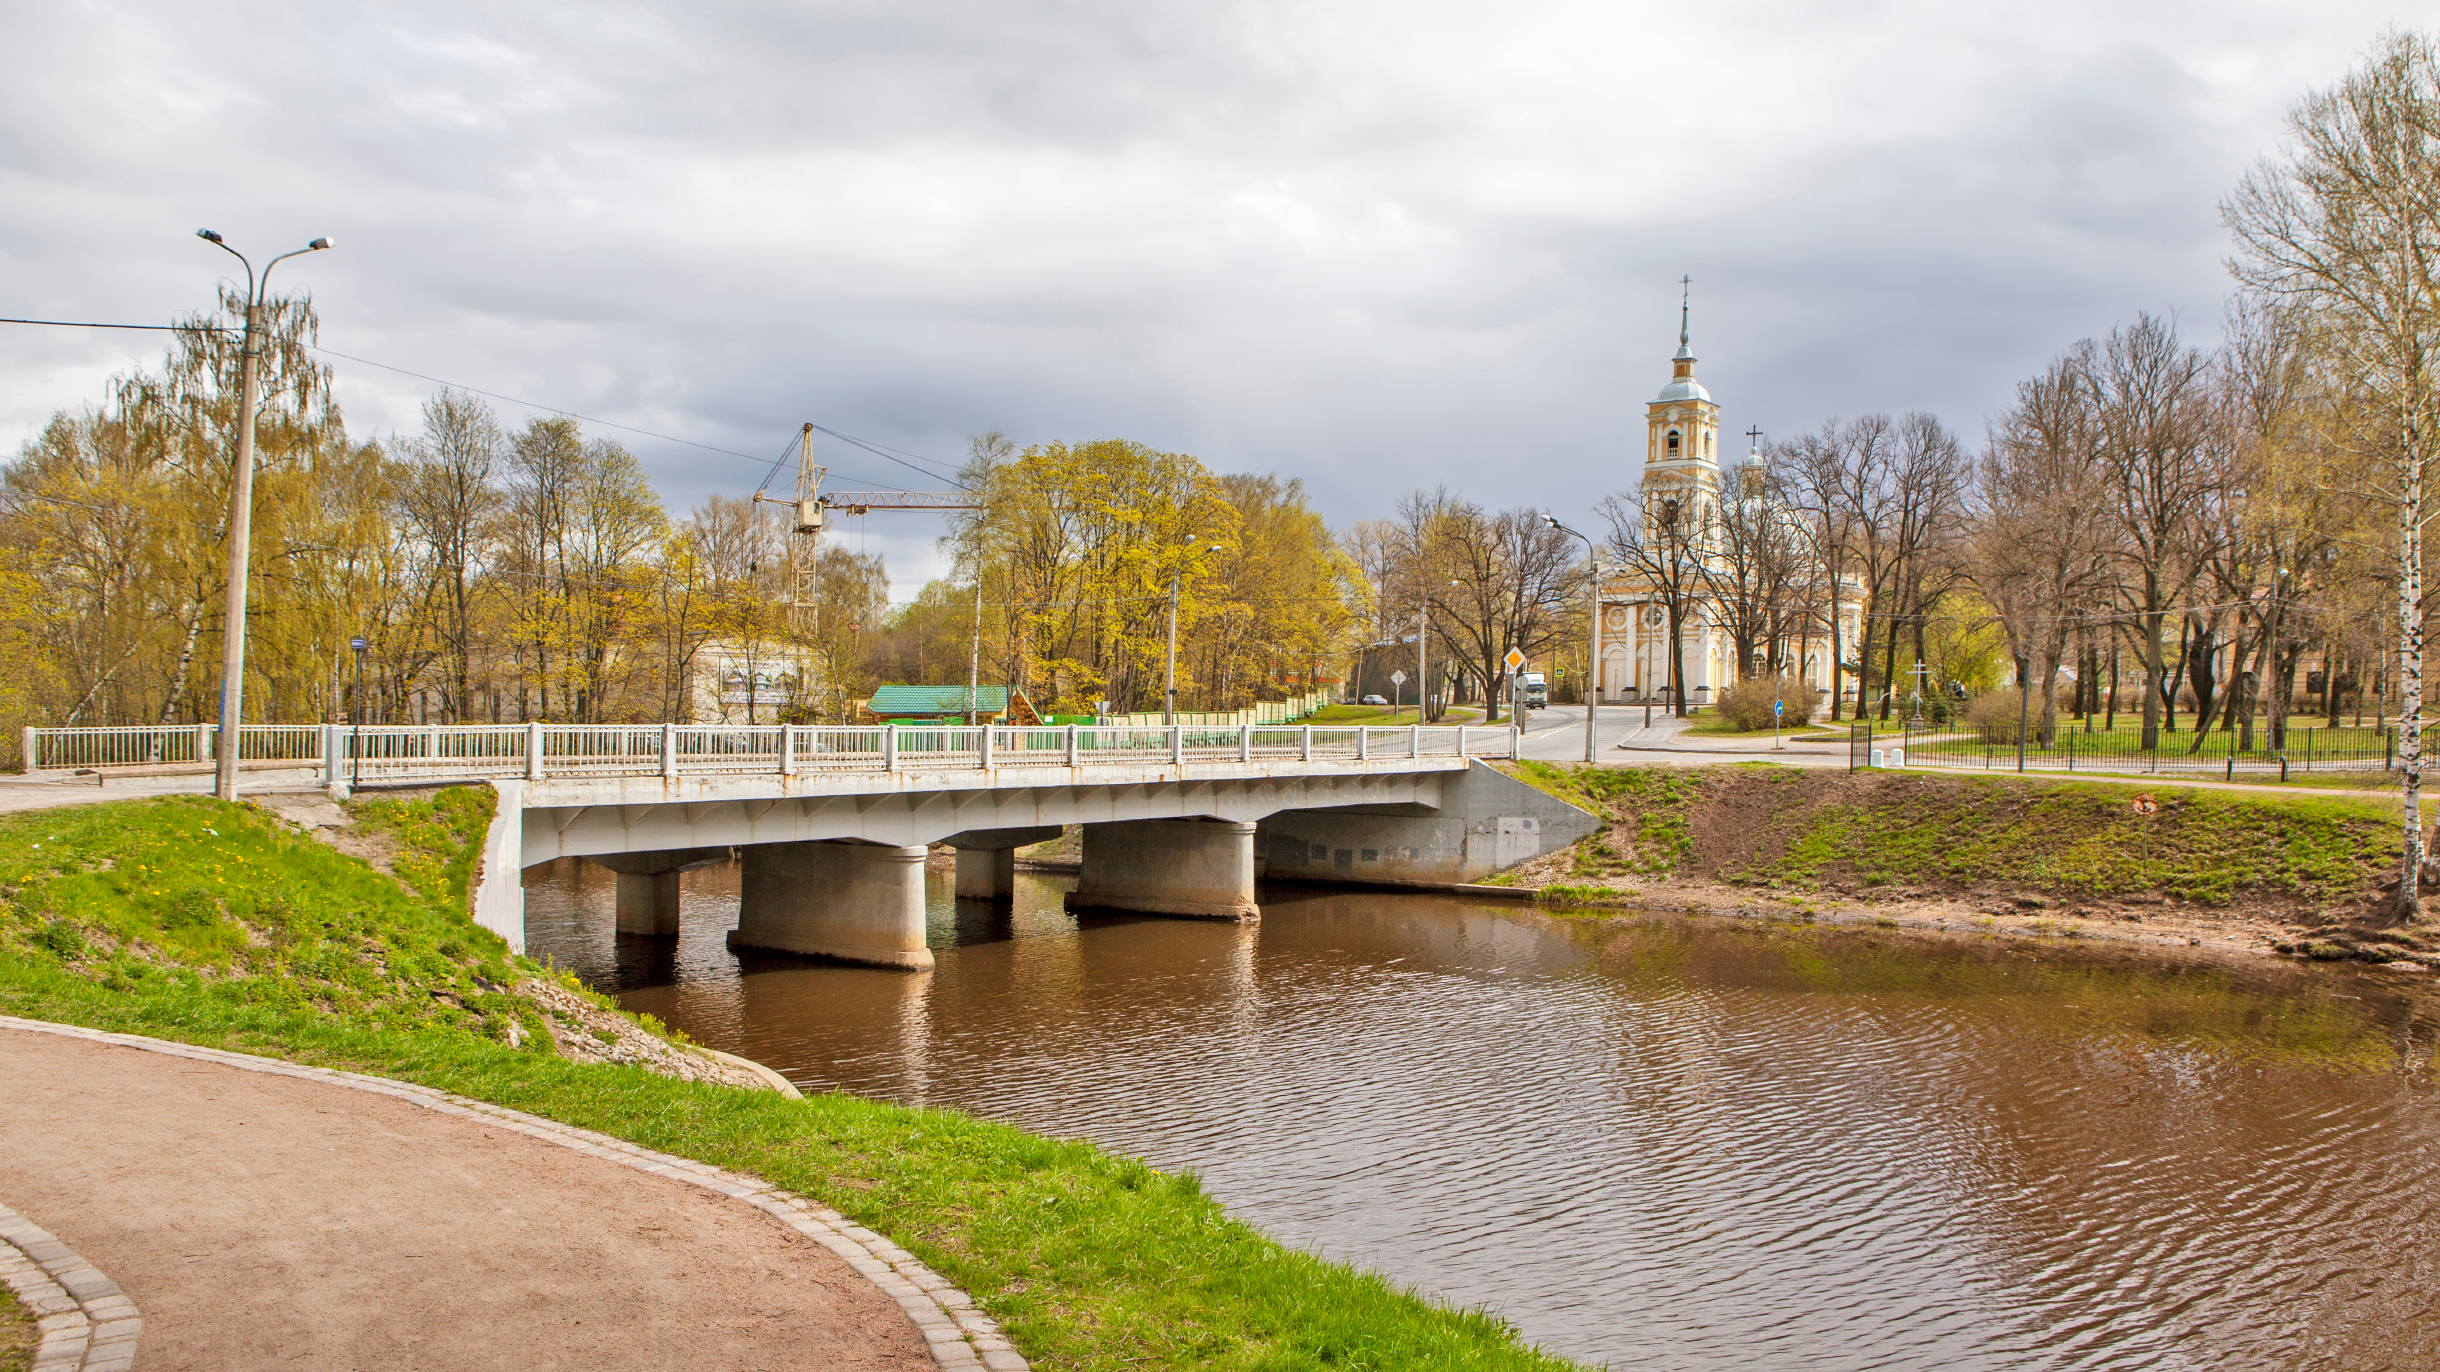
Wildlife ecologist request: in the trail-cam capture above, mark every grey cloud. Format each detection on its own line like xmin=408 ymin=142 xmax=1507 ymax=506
xmin=0 ymin=0 xmax=2409 ymax=590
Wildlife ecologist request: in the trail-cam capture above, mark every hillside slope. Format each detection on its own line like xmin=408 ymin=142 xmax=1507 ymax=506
xmin=1503 ymin=763 xmax=2426 ymax=962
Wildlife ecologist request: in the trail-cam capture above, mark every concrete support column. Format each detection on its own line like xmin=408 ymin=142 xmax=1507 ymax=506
xmin=587 ymin=846 xmax=728 ymax=938
xmin=1067 ymin=818 xmax=1259 ymax=922
xmin=941 ymin=825 xmax=1063 ymax=902
xmin=729 ymin=841 xmax=934 ymax=970
xmin=615 ymin=871 xmax=684 ymax=936
xmin=955 ymin=847 xmax=1016 ymax=901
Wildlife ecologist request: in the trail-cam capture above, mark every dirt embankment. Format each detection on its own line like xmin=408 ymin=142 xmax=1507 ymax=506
xmin=1502 ymin=764 xmax=2435 ymax=966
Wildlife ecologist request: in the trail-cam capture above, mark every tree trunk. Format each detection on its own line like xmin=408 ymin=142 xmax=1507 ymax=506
xmin=2400 ymin=400 xmax=2425 ymax=920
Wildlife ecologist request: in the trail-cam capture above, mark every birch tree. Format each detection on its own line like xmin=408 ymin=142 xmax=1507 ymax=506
xmin=2226 ymin=26 xmax=2440 ymax=915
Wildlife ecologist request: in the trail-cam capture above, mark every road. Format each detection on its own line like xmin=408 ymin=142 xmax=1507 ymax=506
xmin=1510 ymin=704 xmax=1851 ymax=768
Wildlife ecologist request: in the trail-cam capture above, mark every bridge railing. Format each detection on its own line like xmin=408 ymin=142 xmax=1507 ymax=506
xmin=22 ymin=719 xmax=1518 ymax=783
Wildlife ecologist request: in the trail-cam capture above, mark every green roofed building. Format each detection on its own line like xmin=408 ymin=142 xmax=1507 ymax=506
xmin=861 ymin=684 xmax=1040 ymax=725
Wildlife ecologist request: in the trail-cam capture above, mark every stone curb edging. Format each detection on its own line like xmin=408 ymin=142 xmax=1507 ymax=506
xmin=0 ymin=1016 xmax=1027 ymax=1372
xmin=0 ymin=1199 xmax=140 ymax=1372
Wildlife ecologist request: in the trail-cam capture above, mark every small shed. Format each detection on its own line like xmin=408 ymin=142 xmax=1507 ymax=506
xmin=861 ymin=684 xmax=1041 ymax=725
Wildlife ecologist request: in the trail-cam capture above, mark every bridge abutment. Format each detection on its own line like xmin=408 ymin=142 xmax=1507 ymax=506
xmin=729 ymin=841 xmax=935 ymax=970
xmin=1067 ymin=818 xmax=1259 ymax=922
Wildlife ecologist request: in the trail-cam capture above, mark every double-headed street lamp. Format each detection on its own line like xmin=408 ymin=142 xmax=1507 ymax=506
xmin=196 ymin=228 xmax=334 ymax=800
xmin=1545 ymin=515 xmax=1601 ymax=764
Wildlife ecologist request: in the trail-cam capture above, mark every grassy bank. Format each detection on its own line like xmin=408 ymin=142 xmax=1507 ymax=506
xmin=1503 ymin=761 xmax=2426 ymax=960
xmin=0 ymin=793 xmax=1573 ymax=1372
xmin=0 ymin=1283 xmax=30 ymax=1372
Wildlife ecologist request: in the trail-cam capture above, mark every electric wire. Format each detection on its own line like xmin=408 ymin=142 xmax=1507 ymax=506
xmin=0 ymin=317 xmax=228 ymax=332
xmin=2 ymin=315 xmax=922 ymax=490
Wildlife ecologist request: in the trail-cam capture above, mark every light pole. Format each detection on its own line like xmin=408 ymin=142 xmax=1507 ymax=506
xmin=196 ymin=228 xmax=334 ymax=800
xmin=1546 ymin=516 xmax=1601 ymax=764
xmin=1164 ymin=536 xmax=1209 ymax=725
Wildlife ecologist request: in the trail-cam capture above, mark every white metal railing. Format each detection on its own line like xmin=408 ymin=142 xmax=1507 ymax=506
xmin=22 ymin=720 xmax=1517 ymax=784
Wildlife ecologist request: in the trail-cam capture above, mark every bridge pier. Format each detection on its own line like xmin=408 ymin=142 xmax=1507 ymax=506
xmin=1066 ymin=818 xmax=1259 ymax=922
xmin=587 ymin=848 xmax=730 ymax=936
xmin=728 ymin=841 xmax=935 ymax=970
xmin=943 ymin=826 xmax=1064 ymax=900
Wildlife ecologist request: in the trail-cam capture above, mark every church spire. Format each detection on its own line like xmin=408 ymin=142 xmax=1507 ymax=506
xmin=1674 ymin=274 xmax=1694 ymax=363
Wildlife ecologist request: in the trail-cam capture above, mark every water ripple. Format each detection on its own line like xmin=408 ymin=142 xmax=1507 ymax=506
xmin=526 ymin=860 xmax=2440 ymax=1370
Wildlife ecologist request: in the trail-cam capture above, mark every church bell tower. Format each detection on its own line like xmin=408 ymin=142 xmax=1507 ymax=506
xmin=1644 ymin=277 xmax=1722 ymax=530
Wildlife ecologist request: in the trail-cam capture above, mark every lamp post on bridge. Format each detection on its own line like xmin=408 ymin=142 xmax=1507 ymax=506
xmin=196 ymin=227 xmax=335 ymax=801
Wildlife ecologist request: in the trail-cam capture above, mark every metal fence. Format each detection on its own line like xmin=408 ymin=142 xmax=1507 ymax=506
xmin=24 ymin=720 xmax=1516 ymax=784
xmin=1855 ymin=720 xmax=2425 ymax=778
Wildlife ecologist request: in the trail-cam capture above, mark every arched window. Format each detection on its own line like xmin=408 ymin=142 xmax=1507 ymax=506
xmin=1704 ymin=431 xmax=1713 ymax=455
xmin=1666 ymin=429 xmax=1681 ymax=455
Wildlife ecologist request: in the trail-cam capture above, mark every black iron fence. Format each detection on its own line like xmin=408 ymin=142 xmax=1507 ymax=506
xmin=1850 ymin=720 xmax=2432 ymax=778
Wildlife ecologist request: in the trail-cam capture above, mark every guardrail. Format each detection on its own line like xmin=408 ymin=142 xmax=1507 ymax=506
xmin=1866 ymin=720 xmax=2416 ymax=778
xmin=23 ymin=720 xmax=1518 ymax=786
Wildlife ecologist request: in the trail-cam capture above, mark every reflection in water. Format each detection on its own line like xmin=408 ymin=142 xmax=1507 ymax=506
xmin=523 ymin=857 xmax=2440 ymax=1370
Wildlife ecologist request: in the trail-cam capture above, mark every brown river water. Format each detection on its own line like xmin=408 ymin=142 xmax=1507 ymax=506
xmin=524 ymin=859 xmax=2440 ymax=1371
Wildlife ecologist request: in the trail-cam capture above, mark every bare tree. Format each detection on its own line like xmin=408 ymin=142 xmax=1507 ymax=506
xmin=1973 ymin=348 xmax=2115 ymax=744
xmin=1598 ymin=486 xmax=1706 ymax=717
xmin=1687 ymin=461 xmax=1799 ymax=681
xmin=2092 ymin=313 xmax=2218 ymax=751
xmin=396 ymin=390 xmax=501 ymax=721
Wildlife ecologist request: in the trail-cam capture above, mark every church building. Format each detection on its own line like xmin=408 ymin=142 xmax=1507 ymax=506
xmin=1590 ymin=296 xmax=1863 ymax=709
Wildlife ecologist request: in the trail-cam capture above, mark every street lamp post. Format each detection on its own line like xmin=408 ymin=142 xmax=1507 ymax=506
xmin=1546 ymin=516 xmax=1601 ymax=764
xmin=1164 ymin=536 xmax=1207 ymax=726
xmin=196 ymin=228 xmax=333 ymax=801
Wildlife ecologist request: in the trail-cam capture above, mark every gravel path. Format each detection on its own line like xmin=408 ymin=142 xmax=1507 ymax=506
xmin=0 ymin=1024 xmax=943 ymax=1371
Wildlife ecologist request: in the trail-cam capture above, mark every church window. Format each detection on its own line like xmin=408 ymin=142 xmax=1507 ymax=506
xmin=1704 ymin=432 xmax=1713 ymax=455
xmin=1667 ymin=429 xmax=1681 ymax=455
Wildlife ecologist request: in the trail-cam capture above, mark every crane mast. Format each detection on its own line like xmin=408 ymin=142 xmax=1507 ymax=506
xmin=751 ymin=421 xmax=981 ymax=643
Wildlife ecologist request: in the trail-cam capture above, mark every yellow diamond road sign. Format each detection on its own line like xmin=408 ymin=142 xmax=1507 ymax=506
xmin=1503 ymin=647 xmax=1526 ymax=672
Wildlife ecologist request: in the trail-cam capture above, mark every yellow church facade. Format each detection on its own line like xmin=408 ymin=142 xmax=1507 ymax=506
xmin=1591 ymin=303 xmax=1864 ymax=709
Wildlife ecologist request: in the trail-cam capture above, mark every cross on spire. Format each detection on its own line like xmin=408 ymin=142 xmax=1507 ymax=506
xmin=1746 ymin=425 xmax=1765 ymax=452
xmin=1674 ymin=274 xmax=1694 ymax=362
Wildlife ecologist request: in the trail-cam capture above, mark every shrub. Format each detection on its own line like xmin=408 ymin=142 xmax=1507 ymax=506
xmin=1964 ymin=687 xmax=2025 ymax=743
xmin=1717 ymin=675 xmax=1816 ymax=731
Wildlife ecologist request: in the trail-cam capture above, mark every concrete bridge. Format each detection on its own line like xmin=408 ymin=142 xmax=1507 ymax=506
xmin=27 ymin=721 xmax=1600 ymax=970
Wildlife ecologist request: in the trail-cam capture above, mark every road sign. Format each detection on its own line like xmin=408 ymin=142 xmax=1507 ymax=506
xmin=1503 ymin=647 xmax=1526 ymax=672
xmin=349 ymin=636 xmax=368 ymax=652
xmin=1774 ymin=699 xmax=1784 ymax=717
xmin=1390 ymin=670 xmax=1408 ymax=685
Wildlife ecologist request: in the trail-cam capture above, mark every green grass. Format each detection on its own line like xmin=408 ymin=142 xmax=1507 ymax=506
xmin=1680 ymin=714 xmax=1818 ymax=738
xmin=1748 ymin=777 xmax=2394 ymax=904
xmin=1304 ymin=704 xmax=1486 ymax=726
xmin=0 ymin=1281 xmax=30 ymax=1372
xmin=1514 ymin=762 xmax=2400 ymax=909
xmin=0 ymin=792 xmax=1576 ymax=1372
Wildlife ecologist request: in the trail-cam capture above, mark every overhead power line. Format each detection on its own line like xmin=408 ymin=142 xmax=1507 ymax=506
xmin=0 ymin=317 xmax=228 ymax=332
xmin=3 ymin=315 xmax=927 ymax=490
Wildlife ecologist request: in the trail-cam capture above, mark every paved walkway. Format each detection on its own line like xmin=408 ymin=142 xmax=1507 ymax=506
xmin=0 ymin=1022 xmax=984 ymax=1370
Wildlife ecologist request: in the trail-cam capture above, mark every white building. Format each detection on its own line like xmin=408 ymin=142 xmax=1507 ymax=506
xmin=1593 ymin=301 xmax=1864 ymax=707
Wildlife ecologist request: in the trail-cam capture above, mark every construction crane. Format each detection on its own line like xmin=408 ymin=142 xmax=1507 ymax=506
xmin=753 ymin=423 xmax=981 ymax=633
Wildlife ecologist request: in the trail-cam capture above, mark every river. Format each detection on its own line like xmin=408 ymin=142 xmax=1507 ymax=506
xmin=524 ymin=858 xmax=2440 ymax=1371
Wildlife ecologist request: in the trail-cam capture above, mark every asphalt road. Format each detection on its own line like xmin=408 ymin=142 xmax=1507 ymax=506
xmin=1511 ymin=704 xmax=1850 ymax=768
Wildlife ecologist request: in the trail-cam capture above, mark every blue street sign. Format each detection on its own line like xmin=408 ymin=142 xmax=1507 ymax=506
xmin=350 ymin=637 xmax=368 ymax=651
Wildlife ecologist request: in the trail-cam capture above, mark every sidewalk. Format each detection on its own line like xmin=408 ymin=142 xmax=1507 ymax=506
xmin=0 ymin=1023 xmax=941 ymax=1370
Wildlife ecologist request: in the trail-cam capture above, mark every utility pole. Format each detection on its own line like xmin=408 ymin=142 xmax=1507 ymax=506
xmin=195 ymin=228 xmax=333 ymax=800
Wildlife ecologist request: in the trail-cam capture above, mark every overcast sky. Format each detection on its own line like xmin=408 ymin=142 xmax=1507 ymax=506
xmin=0 ymin=1 xmax=2410 ymax=590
